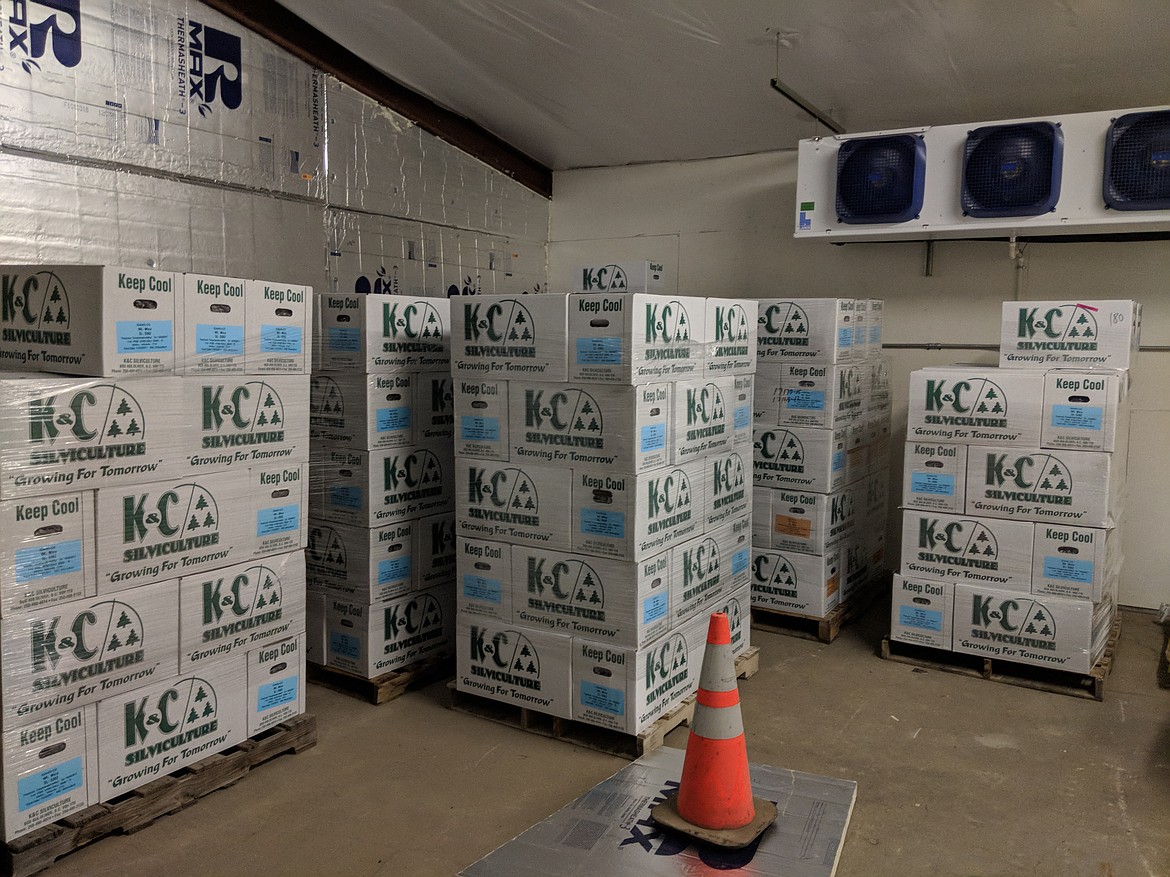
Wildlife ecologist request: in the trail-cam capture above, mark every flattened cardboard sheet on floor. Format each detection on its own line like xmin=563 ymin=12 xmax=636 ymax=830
xmin=459 ymin=746 xmax=856 ymax=877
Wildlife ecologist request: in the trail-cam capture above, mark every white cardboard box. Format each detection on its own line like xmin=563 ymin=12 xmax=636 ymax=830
xmin=246 ymin=280 xmax=311 ymax=374
xmin=414 ymin=513 xmax=456 ymax=589
xmin=305 ymin=519 xmax=414 ymax=604
xmin=1 ymin=491 xmax=96 ymax=616
xmin=306 ymin=588 xmax=327 ymax=666
xmin=310 ymin=373 xmax=416 ymax=450
xmin=704 ymin=298 xmax=757 ymax=377
xmin=1031 ymin=524 xmax=1121 ymax=602
xmin=751 ymin=547 xmax=841 ymax=618
xmin=456 ymin=458 xmax=572 ymax=551
xmin=413 ymin=373 xmax=455 ymax=443
xmin=456 ymin=615 xmax=572 ymax=719
xmin=753 ymin=425 xmax=847 ymax=493
xmin=97 ymin=657 xmax=249 ymax=801
xmin=326 ymin=585 xmax=455 ymax=679
xmin=754 ymin=363 xmax=866 ymax=429
xmin=729 ymin=373 xmax=754 ymax=448
xmin=672 ymin=518 xmax=751 ymax=628
xmin=1000 ymin=300 xmax=1142 ymax=370
xmin=451 ymin=295 xmax=569 ymax=381
xmin=248 ymin=464 xmax=309 ymax=560
xmin=511 ymin=545 xmax=671 ymax=647
xmin=756 ymin=298 xmax=854 ymax=366
xmin=1041 ymin=369 xmax=1128 ymax=452
xmin=900 ymin=510 xmax=1034 ymax=592
xmin=454 ymin=378 xmax=509 ymax=460
xmin=851 ymin=299 xmax=870 ymax=361
xmin=903 ymin=441 xmax=967 ymax=513
xmin=671 ymin=378 xmax=732 ymax=462
xmin=573 ymin=261 xmax=664 ymax=294
xmin=568 ymin=293 xmax=705 ymax=384
xmin=314 ymin=444 xmax=453 ymax=528
xmin=458 ymin=538 xmax=513 ymax=621
xmin=180 ymin=273 xmax=248 ymax=375
xmin=715 ymin=583 xmax=754 ymax=658
xmin=865 ymin=356 xmax=891 ymax=414
xmin=0 ymin=265 xmax=178 ymax=377
xmin=318 ymin=293 xmax=450 ymax=373
xmin=866 ymin=300 xmax=885 ymax=351
xmin=755 ymin=483 xmax=858 ymax=555
xmin=248 ymin=634 xmax=306 ymax=735
xmin=906 ymin=367 xmax=1045 ymax=446
xmin=890 ymin=575 xmax=953 ymax=650
xmin=703 ymin=447 xmax=749 ymax=530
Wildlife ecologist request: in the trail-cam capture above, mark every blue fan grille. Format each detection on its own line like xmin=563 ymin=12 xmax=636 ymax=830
xmin=835 ymin=134 xmax=926 ymax=224
xmin=962 ymin=122 xmax=1063 ymax=218
xmin=1104 ymin=110 xmax=1170 ymax=211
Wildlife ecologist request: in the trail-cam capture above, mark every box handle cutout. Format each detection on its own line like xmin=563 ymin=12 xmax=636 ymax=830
xmin=589 ymin=318 xmax=609 ymax=328
xmin=650 ymin=407 xmax=661 ymax=416
xmin=386 ymin=393 xmax=402 ymax=402
xmin=1068 ymin=395 xmax=1090 ymax=403
xmin=270 ymin=662 xmax=288 ymax=674
xmin=788 ymin=506 xmax=805 ymax=514
xmin=338 ymin=469 xmax=353 ymax=477
xmin=592 ymin=667 xmax=613 ymax=678
xmin=592 ymin=489 xmax=613 ymax=504
xmin=386 ymin=542 xmax=404 ymax=552
xmin=912 ymin=596 xmax=930 ymax=605
xmin=133 ymin=299 xmax=158 ymax=310
xmin=925 ymin=460 xmax=943 ymax=469
xmin=34 ymin=525 xmax=63 ymax=538
xmin=276 ymin=307 xmax=293 ymax=317
xmin=799 ymin=380 xmax=815 ymax=387
xmin=336 ymin=314 xmax=351 ymax=323
xmin=737 ymin=393 xmax=747 ymax=402
xmin=210 ymin=303 xmax=232 ymax=314
xmin=341 ymin=619 xmax=353 ymax=628
xmin=270 ymin=489 xmax=290 ymax=498
xmin=474 ymin=561 xmax=491 ymax=571
xmin=39 ymin=742 xmax=67 ymax=758
xmin=471 ymin=400 xmax=488 ymax=409
xmin=651 ymin=577 xmax=663 ymax=588
xmin=1057 ymin=546 xmax=1080 ymax=555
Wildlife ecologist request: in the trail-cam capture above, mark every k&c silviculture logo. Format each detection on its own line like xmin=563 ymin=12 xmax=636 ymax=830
xmin=644 ymin=632 xmax=688 ymax=705
xmin=382 ymin=300 xmax=445 ymax=350
xmin=684 ymin=383 xmax=726 ymax=442
xmin=200 ymin=563 xmax=284 ymax=643
xmin=463 ymin=299 xmax=535 ymax=358
xmin=5 ymin=1 xmax=82 ymax=74
xmin=354 ymin=265 xmax=398 ymax=295
xmin=30 ymin=598 xmax=145 ymax=677
xmin=830 ymin=490 xmax=855 ymax=532
xmin=752 ymin=552 xmax=800 ymax=599
xmin=644 ymin=299 xmax=693 ymax=355
xmin=384 ymin=449 xmax=445 ymax=502
xmin=523 ymin=387 xmax=603 ymax=448
xmin=1 ymin=268 xmax=70 ymax=343
xmin=467 ymin=466 xmax=539 ymax=526
xmin=1014 ymin=304 xmax=1099 ymax=350
xmin=758 ymin=301 xmax=810 ymax=347
xmin=428 ymin=517 xmax=456 ymax=561
xmin=754 ymin=429 xmax=805 ymax=474
xmin=309 ymin=376 xmax=344 ymax=429
xmin=680 ymin=536 xmax=721 ymax=605
xmin=306 ymin=523 xmax=346 ymax=577
xmin=426 ymin=376 xmax=453 ymax=420
xmin=28 ymin=384 xmax=147 ymax=463
xmin=580 ymin=264 xmax=628 ymax=292
xmin=122 ymin=677 xmax=222 ymax=766
xmin=981 ymin=452 xmax=1074 ymax=505
xmin=200 ymin=381 xmax=285 ymax=450
xmin=967 ymin=594 xmax=1058 ymax=651
xmin=916 ymin=517 xmax=1001 ymax=570
xmin=525 ymin=555 xmax=606 ymax=620
xmin=711 ymin=451 xmax=746 ymax=511
xmin=720 ymin=593 xmax=745 ymax=646
xmin=121 ymin=481 xmax=221 ymax=563
xmin=923 ymin=376 xmax=1008 ymax=427
xmin=712 ymin=303 xmax=751 ymax=356
xmin=646 ymin=467 xmax=693 ymax=535
xmin=467 ymin=626 xmax=542 ymax=689
xmin=383 ymin=592 xmax=445 ymax=654
xmin=176 ymin=16 xmax=243 ymax=117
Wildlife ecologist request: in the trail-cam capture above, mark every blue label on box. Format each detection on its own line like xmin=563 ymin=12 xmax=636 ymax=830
xmin=838 ymin=326 xmax=853 ymax=348
xmin=327 ymin=326 xmax=361 ymax=352
xmin=580 ymin=681 xmax=625 ymax=716
xmin=643 ymin=591 xmax=668 ymax=624
xmin=832 ymin=449 xmax=846 ymax=473
xmin=260 ymin=324 xmax=303 ymax=354
xmin=257 ymin=504 xmax=299 ymax=536
xmin=377 ymin=407 xmax=412 ymax=433
xmin=462 ymin=574 xmax=503 ymax=604
xmin=377 ymin=556 xmax=412 ymax=585
xmin=870 ymin=325 xmax=881 ymax=345
xmin=785 ymin=389 xmax=825 ymax=411
xmin=734 ymin=405 xmax=750 ymax=430
xmin=329 ymin=486 xmax=363 ymax=510
xmin=17 ymin=756 xmax=83 ymax=812
xmin=640 ymin=423 xmax=666 ymax=453
xmin=899 ymin=606 xmax=943 ymax=632
xmin=329 ymin=632 xmax=361 ymax=660
xmin=195 ymin=323 xmax=244 ymax=355
xmin=15 ymin=539 xmax=82 ymax=584
xmin=576 ymin=336 xmax=623 ymax=364
xmin=257 ymin=676 xmax=299 ymax=712
xmin=1043 ymin=556 xmax=1094 ymax=583
xmin=732 ymin=547 xmax=749 ymax=576
xmin=1051 ymin=405 xmax=1103 ymax=432
xmin=461 ymin=416 xmax=500 ymax=442
xmin=116 ymin=320 xmax=173 ymax=354
xmin=910 ymin=472 xmax=955 ymax=496
xmin=580 ymin=509 xmax=625 ymax=539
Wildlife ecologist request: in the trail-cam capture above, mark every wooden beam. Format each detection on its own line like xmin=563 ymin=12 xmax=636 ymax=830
xmin=202 ymin=0 xmax=552 ymax=197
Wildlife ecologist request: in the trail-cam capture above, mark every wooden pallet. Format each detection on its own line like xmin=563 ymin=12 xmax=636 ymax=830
xmin=3 ymin=714 xmax=317 ymax=877
xmin=448 ymin=646 xmax=760 ymax=760
xmin=308 ymin=652 xmax=454 ymax=705
xmin=880 ymin=615 xmax=1122 ymax=702
xmin=751 ymin=586 xmax=878 ymax=644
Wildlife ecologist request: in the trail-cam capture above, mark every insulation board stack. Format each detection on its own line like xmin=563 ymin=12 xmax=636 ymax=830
xmin=308 ymin=294 xmax=456 ymax=680
xmin=451 ymin=276 xmax=756 ymax=734
xmin=750 ymin=299 xmax=892 ymax=620
xmin=0 ymin=265 xmax=310 ymax=841
xmin=892 ymin=300 xmax=1140 ymax=675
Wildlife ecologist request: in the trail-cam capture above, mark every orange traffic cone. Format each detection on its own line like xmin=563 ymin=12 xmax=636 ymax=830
xmin=650 ymin=612 xmax=777 ymax=848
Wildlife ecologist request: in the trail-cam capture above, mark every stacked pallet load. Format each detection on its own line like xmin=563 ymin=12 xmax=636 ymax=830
xmin=892 ymin=300 xmax=1140 ymax=678
xmin=307 ymin=294 xmax=456 ymax=685
xmin=0 ymin=265 xmax=310 ymax=842
xmin=451 ymin=264 xmax=756 ymax=736
xmin=750 ymin=299 xmax=891 ymax=633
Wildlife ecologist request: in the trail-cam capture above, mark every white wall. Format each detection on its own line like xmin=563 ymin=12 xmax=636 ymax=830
xmin=550 ymin=151 xmax=1169 ymax=609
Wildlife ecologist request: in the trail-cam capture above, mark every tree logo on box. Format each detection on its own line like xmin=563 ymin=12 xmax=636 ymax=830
xmin=684 ymin=383 xmax=726 ymax=438
xmin=923 ymin=376 xmax=1008 ymax=420
xmin=181 ymin=18 xmax=243 ymax=117
xmin=646 ymin=468 xmax=693 ymax=532
xmin=463 ymin=299 xmax=533 ymax=350
xmin=122 ymin=481 xmax=221 ymax=551
xmin=309 ymin=376 xmax=344 ymax=429
xmin=982 ymin=452 xmax=1074 ymax=502
xmin=644 ymin=632 xmax=689 ymax=699
xmin=200 ymin=563 xmax=283 ymax=633
xmin=754 ymin=429 xmax=806 ymax=475
xmin=752 ymin=552 xmax=802 ymax=599
xmin=580 ymin=264 xmax=627 ymax=292
xmin=467 ymin=626 xmax=542 ymax=688
xmin=200 ymin=381 xmax=285 ymax=447
xmin=719 ymin=593 xmax=746 ymax=646
xmin=428 ymin=377 xmax=453 ymax=419
xmin=917 ymin=517 xmax=1001 ymax=570
xmin=30 ymin=598 xmax=145 ymax=674
xmin=383 ymin=449 xmax=445 ymax=503
xmin=680 ymin=537 xmax=721 ymax=604
xmin=429 ymin=517 xmax=456 ymax=561
xmin=968 ymin=595 xmax=1058 ymax=647
xmin=1015 ymin=304 xmax=1099 ymax=349
xmin=644 ymin=300 xmax=693 ymax=348
xmin=307 ymin=524 xmax=347 ymax=577
xmin=526 ymin=556 xmax=606 ymax=615
xmin=123 ymin=676 xmax=221 ymax=758
xmin=1 ymin=269 xmax=71 ymax=336
xmin=384 ymin=592 xmax=444 ymax=648
xmin=710 ymin=451 xmax=746 ymax=510
xmin=5 ymin=1 xmax=82 ymax=74
xmin=830 ymin=489 xmax=855 ymax=528
xmin=713 ymin=303 xmax=751 ymax=357
xmin=28 ymin=383 xmax=145 ymax=449
xmin=383 ymin=300 xmax=445 ymax=343
xmin=523 ymin=388 xmax=603 ymax=439
xmin=467 ymin=466 xmax=539 ymax=524
xmin=758 ymin=302 xmax=811 ymax=348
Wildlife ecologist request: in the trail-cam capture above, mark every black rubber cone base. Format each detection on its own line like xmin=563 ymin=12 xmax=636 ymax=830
xmin=650 ymin=791 xmax=778 ymax=849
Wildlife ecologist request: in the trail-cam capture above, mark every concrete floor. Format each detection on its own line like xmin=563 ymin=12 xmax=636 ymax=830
xmin=49 ymin=606 xmax=1170 ymax=877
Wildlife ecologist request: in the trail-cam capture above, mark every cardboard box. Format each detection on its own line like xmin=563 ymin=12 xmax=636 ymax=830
xmin=573 ymin=261 xmax=664 ymax=294
xmin=246 ymin=280 xmax=311 ymax=374
xmin=900 ymin=510 xmax=1034 ymax=592
xmin=906 ymin=367 xmax=1045 ymax=446
xmin=704 ymin=447 xmax=749 ymax=529
xmin=0 ymin=265 xmax=178 ymax=376
xmin=751 ymin=547 xmax=840 ymax=618
xmin=1 ymin=491 xmax=96 ymax=616
xmin=851 ymin=299 xmax=870 ymax=361
xmin=413 ymin=373 xmax=454 ymax=442
xmin=414 ymin=513 xmax=456 ymax=589
xmin=2 ymin=705 xmax=98 ymax=841
xmin=838 ymin=535 xmax=872 ymax=604
xmin=456 ymin=458 xmax=572 ymax=551
xmin=97 ymin=657 xmax=249 ymax=801
xmin=753 ymin=363 xmax=865 ymax=428
xmin=756 ymin=483 xmax=858 ymax=555
xmin=715 ymin=584 xmax=753 ymax=658
xmin=671 ymin=378 xmax=731 ymax=461
xmin=863 ymin=409 xmax=892 ymax=478
xmin=306 ymin=588 xmax=327 ymax=665
xmin=952 ymin=584 xmax=1115 ymax=674
xmin=704 ymin=298 xmax=757 ymax=377
xmin=1 ymin=579 xmax=180 ymax=725
xmin=866 ymin=300 xmax=885 ymax=352
xmin=248 ymin=464 xmax=308 ymax=559
xmin=511 ymin=545 xmax=670 ymax=647
xmin=964 ymin=446 xmax=1121 ymax=527
xmin=248 ymin=634 xmax=306 ymax=735
xmin=753 ymin=425 xmax=847 ymax=493
xmin=903 ymin=441 xmax=967 ymax=513
xmin=729 ymin=373 xmax=754 ymax=448
xmin=865 ymin=356 xmax=891 ymax=413
xmin=1000 ymin=300 xmax=1142 ymax=370
xmin=890 ymin=575 xmax=953 ymax=650
xmin=1031 ymin=524 xmax=1121 ymax=601
xmin=672 ymin=518 xmax=751 ymax=628
xmin=314 ymin=444 xmax=453 ymax=528
xmin=310 ymin=372 xmax=416 ymax=450
xmin=456 ymin=616 xmax=572 ymax=718
xmin=451 ymin=295 xmax=569 ymax=380
xmin=318 ymin=293 xmax=450 ymax=373
xmin=458 ymin=537 xmax=512 ymax=622
xmin=756 ymin=298 xmax=854 ymax=365
xmin=1041 ymin=369 xmax=1128 ymax=452
xmin=181 ymin=273 xmax=248 ymax=375
xmin=179 ymin=551 xmax=307 ymax=671
xmin=326 ymin=585 xmax=455 ymax=679
xmin=571 ymin=461 xmax=705 ymax=560
xmin=454 ymin=379 xmax=509 ymax=460
xmin=568 ymin=293 xmax=706 ymax=384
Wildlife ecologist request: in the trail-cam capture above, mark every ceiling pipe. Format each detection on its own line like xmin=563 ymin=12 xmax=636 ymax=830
xmin=769 ymin=78 xmax=845 ymax=135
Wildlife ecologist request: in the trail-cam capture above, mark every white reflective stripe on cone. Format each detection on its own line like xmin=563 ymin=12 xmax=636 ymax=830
xmin=691 ymin=700 xmax=746 ymax=741
xmin=698 ymin=642 xmax=737 ymax=693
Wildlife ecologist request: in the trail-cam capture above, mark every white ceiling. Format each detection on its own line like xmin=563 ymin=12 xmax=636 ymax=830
xmin=277 ymin=0 xmax=1170 ymax=171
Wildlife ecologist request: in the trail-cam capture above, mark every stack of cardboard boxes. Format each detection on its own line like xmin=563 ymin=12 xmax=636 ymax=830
xmin=751 ymin=299 xmax=891 ymax=619
xmin=0 ymin=265 xmax=310 ymax=841
xmin=893 ymin=300 xmax=1140 ymax=674
xmin=451 ymin=265 xmax=756 ymax=734
xmin=307 ymin=294 xmax=457 ymax=679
